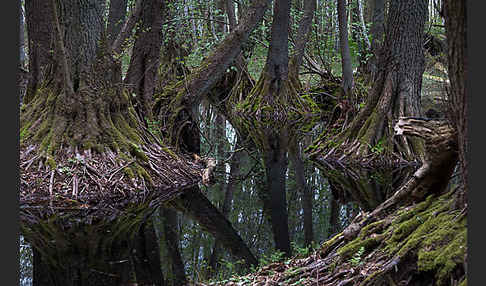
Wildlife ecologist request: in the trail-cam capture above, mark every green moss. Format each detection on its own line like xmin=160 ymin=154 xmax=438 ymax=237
xmin=337 ymin=234 xmax=383 ymax=260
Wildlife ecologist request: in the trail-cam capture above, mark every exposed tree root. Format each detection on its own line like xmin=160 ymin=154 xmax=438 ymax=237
xmin=195 ymin=118 xmax=465 ymax=286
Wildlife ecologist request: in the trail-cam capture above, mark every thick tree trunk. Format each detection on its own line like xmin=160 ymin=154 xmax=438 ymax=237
xmin=124 ymin=0 xmax=165 ymax=121
xmin=169 ymin=186 xmax=258 ymax=268
xmin=337 ymin=0 xmax=354 ymax=101
xmin=314 ymin=0 xmax=427 ymax=163
xmin=58 ymin=0 xmax=106 ymax=91
xmin=131 ymin=218 xmax=165 ymax=286
xmin=26 ymin=217 xmax=142 ymax=286
xmin=367 ymin=0 xmax=384 ymax=81
xmin=24 ymin=0 xmax=55 ymax=104
xmin=444 ymin=0 xmax=467 ymax=206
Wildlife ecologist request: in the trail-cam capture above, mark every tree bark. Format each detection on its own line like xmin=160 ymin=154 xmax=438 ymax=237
xmin=337 ymin=0 xmax=354 ymax=101
xmin=106 ymin=0 xmax=128 ymax=46
xmin=444 ymin=0 xmax=467 ymax=206
xmin=24 ymin=0 xmax=55 ymax=104
xmin=289 ymin=0 xmax=316 ymax=87
xmin=124 ymin=0 xmax=165 ymax=121
xmin=316 ymin=0 xmax=427 ymax=162
xmin=368 ymin=0 xmax=384 ymax=80
xmin=20 ymin=3 xmax=26 ymax=68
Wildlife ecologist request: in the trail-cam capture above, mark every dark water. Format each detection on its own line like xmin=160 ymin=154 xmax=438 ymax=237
xmin=19 ymin=164 xmax=415 ymax=285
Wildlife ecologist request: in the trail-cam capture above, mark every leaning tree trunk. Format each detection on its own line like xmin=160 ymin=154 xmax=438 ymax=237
xmin=311 ymin=0 xmax=427 ymax=163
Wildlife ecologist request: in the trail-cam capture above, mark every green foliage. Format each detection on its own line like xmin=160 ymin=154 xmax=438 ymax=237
xmin=350 ymin=246 xmax=365 ymax=266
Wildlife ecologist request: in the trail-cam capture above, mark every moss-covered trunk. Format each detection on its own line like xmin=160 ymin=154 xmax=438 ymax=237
xmin=311 ymin=0 xmax=428 ymax=163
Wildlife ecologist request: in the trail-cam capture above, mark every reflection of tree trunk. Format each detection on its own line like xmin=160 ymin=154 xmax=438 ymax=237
xmin=131 ymin=218 xmax=165 ymax=285
xmin=328 ymin=192 xmax=340 ymax=237
xmin=289 ymin=139 xmax=313 ymax=247
xmin=25 ymin=217 xmax=143 ymax=286
xmin=169 ymin=186 xmax=258 ymax=267
xmin=33 ymin=248 xmax=54 ymax=286
xmin=209 ymin=138 xmax=243 ymax=274
xmin=160 ymin=208 xmax=187 ymax=286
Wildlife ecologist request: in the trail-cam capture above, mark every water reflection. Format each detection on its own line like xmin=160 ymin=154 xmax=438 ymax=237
xmin=20 ymin=206 xmax=163 ymax=286
xmin=316 ymin=160 xmax=417 ymax=211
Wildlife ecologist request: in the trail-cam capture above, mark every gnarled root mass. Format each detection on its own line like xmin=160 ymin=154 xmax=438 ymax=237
xmin=195 ymin=118 xmax=466 ymax=286
xmin=20 ymin=83 xmax=203 ymax=222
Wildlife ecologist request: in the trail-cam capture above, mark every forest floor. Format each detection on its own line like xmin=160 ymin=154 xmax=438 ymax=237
xmin=194 ymin=188 xmax=466 ymax=286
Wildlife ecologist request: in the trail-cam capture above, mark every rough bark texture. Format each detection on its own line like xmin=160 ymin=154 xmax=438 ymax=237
xmin=124 ymin=0 xmax=165 ymax=120
xmin=59 ymin=0 xmax=106 ymax=91
xmin=310 ymin=0 xmax=427 ymax=163
xmin=337 ymin=0 xmax=354 ymax=100
xmin=106 ymin=0 xmax=128 ymax=45
xmin=169 ymin=187 xmax=258 ymax=267
xmin=444 ymin=0 xmax=467 ymax=206
xmin=24 ymin=0 xmax=55 ymax=104
xmin=289 ymin=0 xmax=316 ymax=87
xmin=367 ymin=0 xmax=384 ymax=81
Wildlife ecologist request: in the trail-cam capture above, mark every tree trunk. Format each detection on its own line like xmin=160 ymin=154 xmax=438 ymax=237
xmin=289 ymin=0 xmax=316 ymax=87
xmin=155 ymin=0 xmax=271 ymax=153
xmin=314 ymin=0 xmax=427 ymax=163
xmin=20 ymin=3 xmax=26 ymax=68
xmin=107 ymin=0 xmax=128 ymax=45
xmin=368 ymin=0 xmax=384 ymax=81
xmin=357 ymin=0 xmax=370 ymax=50
xmin=24 ymin=0 xmax=55 ymax=104
xmin=337 ymin=0 xmax=354 ymax=101
xmin=124 ymin=0 xmax=165 ymax=121
xmin=444 ymin=0 xmax=467 ymax=207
